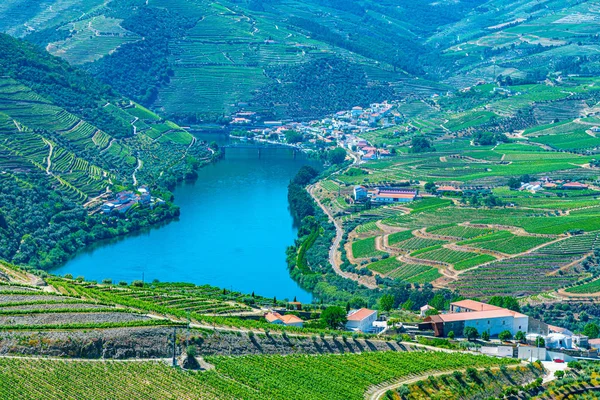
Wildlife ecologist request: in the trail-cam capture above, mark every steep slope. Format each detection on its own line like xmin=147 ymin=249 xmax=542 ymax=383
xmin=4 ymin=0 xmax=598 ymax=121
xmin=0 ymin=34 xmax=211 ymax=269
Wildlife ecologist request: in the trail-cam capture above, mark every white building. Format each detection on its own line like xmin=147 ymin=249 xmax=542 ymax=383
xmin=420 ymin=305 xmax=435 ymax=317
xmin=264 ymin=312 xmax=304 ymax=328
xmin=421 ymin=300 xmax=529 ymax=338
xmin=346 ymin=308 xmax=378 ymax=332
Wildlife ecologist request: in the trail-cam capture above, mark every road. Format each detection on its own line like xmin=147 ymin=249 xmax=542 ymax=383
xmin=306 ymin=148 xmax=377 ymax=289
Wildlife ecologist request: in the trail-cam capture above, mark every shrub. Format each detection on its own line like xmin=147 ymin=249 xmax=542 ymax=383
xmin=447 ymin=331 xmax=455 ymax=339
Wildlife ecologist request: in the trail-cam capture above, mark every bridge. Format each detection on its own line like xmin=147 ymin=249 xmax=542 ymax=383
xmin=221 ymin=143 xmax=301 ymax=157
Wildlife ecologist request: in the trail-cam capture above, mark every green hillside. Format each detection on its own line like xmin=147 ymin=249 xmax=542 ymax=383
xmin=0 ymin=34 xmax=211 ymax=269
xmin=2 ymin=0 xmax=598 ymax=121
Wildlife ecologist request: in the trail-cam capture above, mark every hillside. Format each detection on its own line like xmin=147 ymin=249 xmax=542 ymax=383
xmin=1 ymin=0 xmax=599 ymax=121
xmin=0 ymin=34 xmax=212 ymax=269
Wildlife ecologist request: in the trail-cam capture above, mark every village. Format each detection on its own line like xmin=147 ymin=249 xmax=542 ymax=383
xmin=227 ymin=101 xmax=399 ymax=159
xmin=262 ymin=297 xmax=599 ymax=364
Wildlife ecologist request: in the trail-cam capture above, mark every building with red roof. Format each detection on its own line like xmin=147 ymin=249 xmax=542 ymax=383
xmin=346 ymin=308 xmax=378 ymax=332
xmin=419 ymin=300 xmax=529 ymax=338
xmin=264 ymin=312 xmax=304 ymax=328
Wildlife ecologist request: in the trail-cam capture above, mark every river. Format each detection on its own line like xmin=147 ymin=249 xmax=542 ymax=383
xmin=53 ymin=133 xmax=319 ymax=302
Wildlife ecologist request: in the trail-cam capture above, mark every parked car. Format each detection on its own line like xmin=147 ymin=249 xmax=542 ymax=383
xmin=553 ymin=358 xmax=564 ymax=363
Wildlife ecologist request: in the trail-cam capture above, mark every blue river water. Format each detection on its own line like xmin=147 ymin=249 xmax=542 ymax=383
xmin=53 ymin=133 xmax=318 ymax=302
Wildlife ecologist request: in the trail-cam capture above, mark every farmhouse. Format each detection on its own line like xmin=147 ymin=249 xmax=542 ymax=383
xmin=264 ymin=312 xmax=304 ymax=328
xmin=368 ymin=187 xmax=418 ymax=204
xmin=346 ymin=308 xmax=378 ymax=332
xmin=420 ymin=300 xmax=529 ymax=338
xmin=562 ymin=182 xmax=588 ymax=190
xmin=420 ymin=304 xmax=435 ymax=317
xmin=436 ymin=185 xmax=462 ymax=194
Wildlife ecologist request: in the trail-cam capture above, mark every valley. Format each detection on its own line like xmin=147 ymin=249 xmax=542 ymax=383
xmin=2 ymin=0 xmax=600 ymax=399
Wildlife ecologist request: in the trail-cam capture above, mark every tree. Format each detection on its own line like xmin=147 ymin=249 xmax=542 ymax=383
xmin=424 ymin=182 xmax=436 ymax=193
xmin=321 ymin=306 xmax=348 ymax=330
xmin=584 ymin=322 xmax=600 ymax=339
xmin=515 ymin=331 xmax=526 ymax=343
xmin=481 ymin=331 xmax=490 ymax=341
xmin=464 ymin=326 xmax=479 ymax=341
xmin=379 ymin=294 xmax=395 ymax=312
xmin=327 ymin=148 xmax=347 ymax=165
xmin=447 ymin=331 xmax=455 ymax=339
xmin=401 ymin=299 xmax=415 ymax=310
xmin=285 ymin=130 xmax=303 ymax=144
xmin=409 ymin=136 xmax=435 ymax=153
xmin=425 ymin=309 xmax=439 ymax=316
xmin=498 ymin=330 xmax=513 ymax=341
xmin=535 ymin=336 xmax=545 ymax=347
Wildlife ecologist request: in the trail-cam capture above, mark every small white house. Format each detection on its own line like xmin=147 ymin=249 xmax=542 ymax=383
xmin=420 ymin=305 xmax=435 ymax=317
xmin=346 ymin=308 xmax=378 ymax=332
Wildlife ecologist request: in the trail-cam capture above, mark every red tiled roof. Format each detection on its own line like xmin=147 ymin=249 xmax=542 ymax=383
xmin=426 ymin=309 xmax=526 ymax=323
xmin=563 ymin=182 xmax=588 ymax=188
xmin=265 ymin=312 xmax=283 ymax=323
xmin=450 ymin=300 xmax=503 ymax=312
xmin=348 ymin=308 xmax=377 ymax=321
xmin=281 ymin=315 xmax=303 ymax=324
xmin=376 ymin=193 xmax=416 ymax=199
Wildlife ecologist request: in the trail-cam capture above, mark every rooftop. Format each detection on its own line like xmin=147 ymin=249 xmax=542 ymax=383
xmin=347 ymin=308 xmax=377 ymax=321
xmin=426 ymin=308 xmax=527 ymax=323
xmin=451 ymin=299 xmax=503 ymax=312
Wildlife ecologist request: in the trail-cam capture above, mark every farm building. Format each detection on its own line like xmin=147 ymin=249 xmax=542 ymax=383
xmin=419 ymin=300 xmax=529 ymax=338
xmin=264 ymin=312 xmax=304 ymax=328
xmin=346 ymin=308 xmax=378 ymax=332
xmin=436 ymin=185 xmax=462 ymax=194
xmin=368 ymin=187 xmax=418 ymax=204
xmin=562 ymin=182 xmax=588 ymax=190
xmin=354 ymin=186 xmax=368 ymax=201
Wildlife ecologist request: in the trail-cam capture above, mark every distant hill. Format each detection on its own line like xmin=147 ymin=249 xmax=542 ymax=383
xmin=1 ymin=0 xmax=598 ymax=121
xmin=0 ymin=33 xmax=211 ymax=269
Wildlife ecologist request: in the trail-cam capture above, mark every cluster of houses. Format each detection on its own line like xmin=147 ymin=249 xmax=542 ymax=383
xmin=352 ymin=139 xmax=393 ymax=161
xmin=419 ymin=299 xmax=595 ymax=362
xmin=227 ymin=102 xmax=399 ymax=150
xmin=264 ymin=307 xmax=381 ymax=333
xmin=100 ymin=186 xmax=165 ymax=215
xmin=519 ymin=177 xmax=590 ymax=192
xmin=354 ymin=186 xmax=419 ymax=204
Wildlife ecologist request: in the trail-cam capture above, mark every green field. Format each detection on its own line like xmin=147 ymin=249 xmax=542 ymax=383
xmin=351 ymin=237 xmax=385 ymax=259
xmin=0 ymin=351 xmax=516 ymax=400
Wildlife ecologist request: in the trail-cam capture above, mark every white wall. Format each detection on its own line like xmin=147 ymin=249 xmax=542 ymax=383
xmin=464 ymin=315 xmax=529 ymax=337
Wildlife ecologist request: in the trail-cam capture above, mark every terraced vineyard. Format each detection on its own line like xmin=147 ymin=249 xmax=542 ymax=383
xmin=388 ymin=263 xmax=442 ymax=284
xmin=457 ymin=231 xmax=554 ymax=255
xmin=351 ymin=237 xmax=385 ymax=259
xmin=0 ymin=350 xmax=516 ymax=399
xmin=49 ymin=280 xmax=252 ymax=317
xmin=0 ymin=282 xmax=176 ymax=330
xmin=413 ymin=247 xmax=495 ymax=269
xmin=427 ymin=225 xmax=494 ymax=239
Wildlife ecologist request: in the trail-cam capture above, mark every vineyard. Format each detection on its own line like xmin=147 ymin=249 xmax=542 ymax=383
xmin=49 ymin=280 xmax=252 ymax=317
xmin=0 ymin=282 xmax=177 ymax=330
xmin=351 ymin=237 xmax=385 ymax=259
xmin=0 ymin=351 xmax=517 ymax=399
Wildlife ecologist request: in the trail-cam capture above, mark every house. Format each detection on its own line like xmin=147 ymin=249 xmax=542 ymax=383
xmin=436 ymin=185 xmax=462 ymax=194
xmin=264 ymin=312 xmax=304 ymax=328
xmin=562 ymin=182 xmax=588 ymax=190
xmin=351 ymin=106 xmax=363 ymax=118
xmin=346 ymin=308 xmax=378 ymax=332
xmin=101 ymin=202 xmax=116 ymax=214
xmin=420 ymin=305 xmax=435 ymax=317
xmin=354 ymin=185 xmax=368 ymax=201
xmin=450 ymin=299 xmax=503 ymax=313
xmin=520 ymin=182 xmax=542 ymax=192
xmin=591 ymin=126 xmax=600 ymax=133
xmin=369 ymin=187 xmax=418 ymax=204
xmin=362 ymin=152 xmax=377 ymax=161
xmin=420 ymin=300 xmax=529 ymax=338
